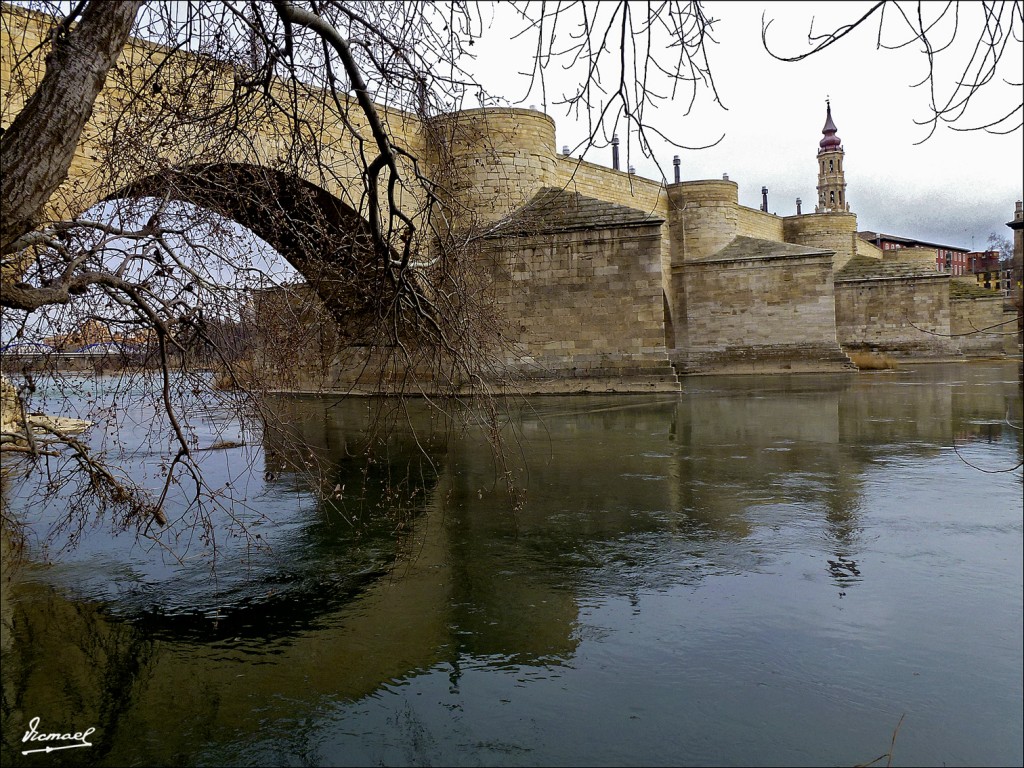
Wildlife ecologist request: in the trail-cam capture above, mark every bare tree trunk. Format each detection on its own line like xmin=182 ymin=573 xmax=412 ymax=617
xmin=0 ymin=0 xmax=145 ymax=255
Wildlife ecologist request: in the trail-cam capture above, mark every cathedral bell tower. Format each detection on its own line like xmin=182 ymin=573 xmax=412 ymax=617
xmin=815 ymin=99 xmax=849 ymax=213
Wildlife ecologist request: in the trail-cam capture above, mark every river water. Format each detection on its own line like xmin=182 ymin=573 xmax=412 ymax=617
xmin=1 ymin=362 xmax=1021 ymax=767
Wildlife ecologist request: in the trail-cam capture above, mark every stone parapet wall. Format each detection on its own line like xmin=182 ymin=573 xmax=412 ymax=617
xmin=551 ymin=157 xmax=667 ymax=218
xmin=1 ymin=3 xmax=434 ymax=229
xmin=855 ymin=238 xmax=883 ymax=260
xmin=951 ymin=296 xmax=1005 ymax=357
xmin=834 ymin=275 xmax=961 ymax=358
xmin=889 ymin=246 xmax=939 ymax=268
xmin=783 ymin=213 xmax=859 ymax=271
xmin=737 ymin=206 xmax=785 ymax=241
xmin=677 ymin=252 xmax=851 ymax=374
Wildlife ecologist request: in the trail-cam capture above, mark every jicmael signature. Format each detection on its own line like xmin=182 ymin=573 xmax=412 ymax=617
xmin=21 ymin=717 xmax=95 ymax=755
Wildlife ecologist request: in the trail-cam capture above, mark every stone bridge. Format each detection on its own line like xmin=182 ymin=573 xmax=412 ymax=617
xmin=4 ymin=5 xmax=1000 ymax=392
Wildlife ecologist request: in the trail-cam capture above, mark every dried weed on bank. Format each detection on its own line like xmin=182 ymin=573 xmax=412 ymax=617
xmin=849 ymin=352 xmax=899 ymax=370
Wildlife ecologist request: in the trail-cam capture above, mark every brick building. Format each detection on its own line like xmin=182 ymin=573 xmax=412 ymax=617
xmin=856 ymin=231 xmax=970 ymax=274
xmin=963 ymin=250 xmax=1012 ymax=294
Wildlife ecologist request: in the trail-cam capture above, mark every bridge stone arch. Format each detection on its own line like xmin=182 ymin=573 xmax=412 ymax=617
xmin=110 ymin=162 xmax=394 ymax=335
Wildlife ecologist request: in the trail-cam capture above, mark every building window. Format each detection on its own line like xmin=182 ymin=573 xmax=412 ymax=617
xmin=829 ymin=159 xmax=834 ymax=172
xmin=830 ymin=191 xmax=835 ymax=205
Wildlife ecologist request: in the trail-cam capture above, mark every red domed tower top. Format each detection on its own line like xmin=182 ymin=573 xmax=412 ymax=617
xmin=819 ymin=99 xmax=842 ymax=153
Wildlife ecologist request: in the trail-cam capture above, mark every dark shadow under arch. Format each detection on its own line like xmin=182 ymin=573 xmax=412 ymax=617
xmin=110 ymin=163 xmax=397 ymax=340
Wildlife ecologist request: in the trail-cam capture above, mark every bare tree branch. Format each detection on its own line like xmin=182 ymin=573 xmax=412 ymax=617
xmin=0 ymin=0 xmax=145 ymax=253
xmin=762 ymin=1 xmax=1024 ymax=141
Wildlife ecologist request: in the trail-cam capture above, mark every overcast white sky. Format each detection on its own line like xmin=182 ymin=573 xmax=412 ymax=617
xmin=470 ymin=1 xmax=1023 ymax=250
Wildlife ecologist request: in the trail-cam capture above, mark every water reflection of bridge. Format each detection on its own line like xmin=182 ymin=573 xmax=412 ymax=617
xmin=2 ymin=363 xmax=1020 ymax=765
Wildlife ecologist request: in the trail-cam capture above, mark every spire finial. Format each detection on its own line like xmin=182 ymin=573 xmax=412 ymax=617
xmin=819 ymin=99 xmax=841 ymax=151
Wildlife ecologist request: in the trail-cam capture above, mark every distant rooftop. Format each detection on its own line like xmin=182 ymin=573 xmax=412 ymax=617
xmin=857 ymin=231 xmax=968 ymax=253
